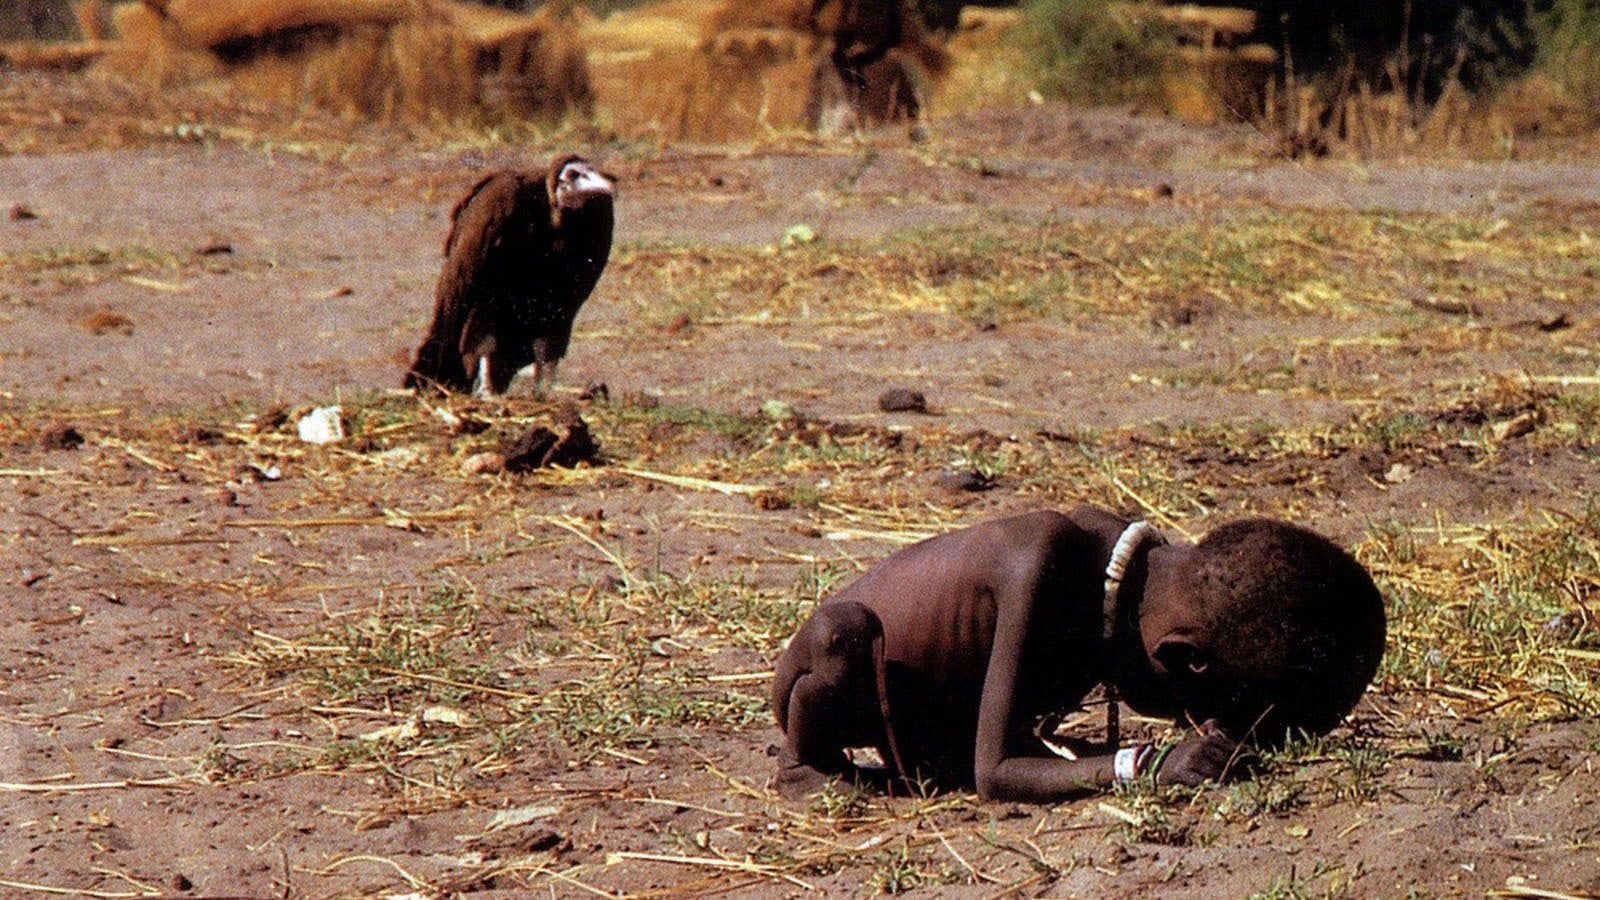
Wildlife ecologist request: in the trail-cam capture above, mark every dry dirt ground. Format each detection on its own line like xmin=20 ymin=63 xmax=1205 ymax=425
xmin=2 ymin=72 xmax=1599 ymax=898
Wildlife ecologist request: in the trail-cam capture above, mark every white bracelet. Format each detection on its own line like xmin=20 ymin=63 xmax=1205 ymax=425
xmin=1113 ymin=745 xmax=1143 ymax=783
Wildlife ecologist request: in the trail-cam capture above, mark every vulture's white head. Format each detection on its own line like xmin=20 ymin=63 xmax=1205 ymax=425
xmin=553 ymin=158 xmax=615 ymax=212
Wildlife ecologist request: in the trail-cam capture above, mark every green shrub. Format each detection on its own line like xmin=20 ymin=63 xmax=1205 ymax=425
xmin=1529 ymin=0 xmax=1600 ymax=121
xmin=1018 ymin=0 xmax=1174 ymax=105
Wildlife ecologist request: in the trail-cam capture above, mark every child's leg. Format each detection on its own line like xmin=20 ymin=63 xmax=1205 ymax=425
xmin=771 ymin=601 xmax=888 ymax=796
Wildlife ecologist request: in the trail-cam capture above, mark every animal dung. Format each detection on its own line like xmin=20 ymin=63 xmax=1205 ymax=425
xmin=95 ymin=0 xmax=592 ymax=125
xmin=500 ymin=412 xmax=599 ymax=472
xmin=39 ymin=424 xmax=85 ymax=451
xmin=878 ymin=388 xmax=928 ymax=414
xmin=934 ymin=467 xmax=993 ymax=492
xmin=296 ymin=405 xmax=346 ymax=445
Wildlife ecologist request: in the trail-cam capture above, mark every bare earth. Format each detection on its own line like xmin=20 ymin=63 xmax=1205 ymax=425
xmin=2 ymin=77 xmax=1599 ymax=898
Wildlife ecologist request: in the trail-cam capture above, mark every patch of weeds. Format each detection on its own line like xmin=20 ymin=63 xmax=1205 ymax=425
xmin=807 ymin=781 xmax=873 ymax=819
xmin=651 ymin=573 xmax=808 ymax=649
xmin=793 ymin=559 xmax=855 ymax=607
xmin=1109 ymin=782 xmax=1195 ymax=845
xmin=1360 ymin=411 xmax=1431 ymax=452
xmin=1248 ymin=860 xmax=1358 ymax=900
xmin=1328 ymin=740 xmax=1390 ymax=803
xmin=1363 ymin=520 xmax=1418 ymax=565
xmin=1215 ymin=772 xmax=1308 ymax=820
xmin=538 ymin=657 xmax=767 ymax=762
xmin=867 ymin=839 xmax=956 ymax=894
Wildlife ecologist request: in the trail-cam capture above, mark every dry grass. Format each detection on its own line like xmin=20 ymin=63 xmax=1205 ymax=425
xmin=92 ymin=0 xmax=591 ymax=126
xmin=5 ymin=193 xmax=1598 ymax=894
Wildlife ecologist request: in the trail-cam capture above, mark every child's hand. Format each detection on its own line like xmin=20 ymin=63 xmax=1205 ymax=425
xmin=1154 ymin=720 xmax=1238 ymax=786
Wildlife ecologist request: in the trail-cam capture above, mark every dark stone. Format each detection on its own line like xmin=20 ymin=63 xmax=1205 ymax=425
xmin=878 ymin=388 xmax=928 ymax=414
xmin=934 ymin=468 xmax=993 ymax=492
xmin=39 ymin=424 xmax=83 ymax=450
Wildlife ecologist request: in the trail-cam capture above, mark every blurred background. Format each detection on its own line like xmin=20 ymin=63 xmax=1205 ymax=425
xmin=1 ymin=0 xmax=1596 ymax=151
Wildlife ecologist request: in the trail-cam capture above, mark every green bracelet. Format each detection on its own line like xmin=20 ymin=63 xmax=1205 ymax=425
xmin=1145 ymin=740 xmax=1179 ymax=784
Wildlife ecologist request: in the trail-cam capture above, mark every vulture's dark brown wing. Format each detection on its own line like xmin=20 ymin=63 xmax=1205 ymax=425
xmin=405 ymin=172 xmax=552 ymax=392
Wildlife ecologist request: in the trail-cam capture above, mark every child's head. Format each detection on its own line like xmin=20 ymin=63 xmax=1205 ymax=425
xmin=1138 ymin=519 xmax=1387 ymax=742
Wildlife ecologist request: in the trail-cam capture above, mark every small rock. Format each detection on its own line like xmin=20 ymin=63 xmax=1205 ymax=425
xmin=296 ymin=406 xmax=345 ymax=445
xmin=1492 ymin=412 xmax=1538 ymax=442
xmin=578 ymin=380 xmax=610 ymax=403
xmin=1153 ymin=183 xmax=1175 ymax=199
xmin=878 ymin=388 xmax=928 ymax=414
xmin=39 ymin=423 xmax=84 ymax=450
xmin=461 ymin=451 xmax=506 ymax=476
xmin=934 ymin=468 xmax=993 ymax=492
xmin=10 ymin=204 xmax=38 ymax=221
xmin=1537 ymin=312 xmax=1572 ymax=332
xmin=170 ymin=873 xmax=193 ymax=892
xmin=1383 ymin=462 xmax=1414 ymax=485
xmin=196 ymin=242 xmax=233 ymax=256
xmin=664 ymin=313 xmax=692 ymax=336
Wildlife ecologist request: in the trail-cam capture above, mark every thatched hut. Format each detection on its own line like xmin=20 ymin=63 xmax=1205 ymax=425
xmin=94 ymin=0 xmax=591 ymax=124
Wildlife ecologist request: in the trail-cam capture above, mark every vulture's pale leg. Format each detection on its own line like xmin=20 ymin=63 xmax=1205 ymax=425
xmin=472 ymin=356 xmax=494 ymax=399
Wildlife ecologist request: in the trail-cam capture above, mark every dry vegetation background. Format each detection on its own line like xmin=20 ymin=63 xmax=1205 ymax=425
xmin=2 ymin=0 xmax=1600 ymax=897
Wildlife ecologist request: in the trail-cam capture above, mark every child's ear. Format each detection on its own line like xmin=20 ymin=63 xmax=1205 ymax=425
xmin=1152 ymin=635 xmax=1211 ymax=677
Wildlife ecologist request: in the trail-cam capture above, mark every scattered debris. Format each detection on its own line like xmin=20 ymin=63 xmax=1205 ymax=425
xmin=501 ymin=411 xmax=598 ymax=472
xmin=761 ymin=399 xmax=797 ymax=423
xmin=461 ymin=451 xmax=507 ymax=476
xmin=296 ymin=405 xmax=345 ymax=445
xmin=1537 ymin=313 xmax=1572 ymax=332
xmin=878 ymin=388 xmax=929 ymax=414
xmin=780 ymin=223 xmax=817 ymax=249
xmin=39 ymin=424 xmax=84 ymax=450
xmin=1492 ymin=412 xmax=1538 ymax=442
xmin=934 ymin=467 xmax=993 ymax=492
xmin=1408 ymin=294 xmax=1480 ymax=317
xmin=80 ymin=310 xmax=134 ymax=336
xmin=579 ymin=380 xmax=610 ymax=403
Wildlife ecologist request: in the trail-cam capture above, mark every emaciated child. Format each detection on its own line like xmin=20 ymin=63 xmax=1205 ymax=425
xmin=770 ymin=506 xmax=1386 ymax=801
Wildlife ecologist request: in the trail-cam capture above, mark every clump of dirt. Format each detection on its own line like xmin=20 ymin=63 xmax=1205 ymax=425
xmin=501 ymin=409 xmax=599 ymax=472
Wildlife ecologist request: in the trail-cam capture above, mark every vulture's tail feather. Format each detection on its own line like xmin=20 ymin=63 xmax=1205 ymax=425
xmin=405 ymin=338 xmax=469 ymax=393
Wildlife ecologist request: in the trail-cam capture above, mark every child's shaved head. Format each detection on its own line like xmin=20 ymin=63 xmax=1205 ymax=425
xmin=1177 ymin=519 xmax=1386 ymax=741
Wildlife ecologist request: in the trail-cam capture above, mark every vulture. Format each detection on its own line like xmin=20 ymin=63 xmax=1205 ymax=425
xmin=406 ymin=154 xmax=615 ymax=396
